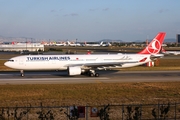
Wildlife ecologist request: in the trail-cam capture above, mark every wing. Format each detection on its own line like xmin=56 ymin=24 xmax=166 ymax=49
xmin=150 ymin=54 xmax=164 ymax=60
xmin=65 ymin=61 xmax=138 ymax=68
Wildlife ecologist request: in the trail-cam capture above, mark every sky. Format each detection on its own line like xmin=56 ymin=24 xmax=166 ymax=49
xmin=0 ymin=0 xmax=180 ymax=42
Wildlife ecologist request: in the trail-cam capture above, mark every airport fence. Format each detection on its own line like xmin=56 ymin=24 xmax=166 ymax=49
xmin=0 ymin=102 xmax=180 ymax=120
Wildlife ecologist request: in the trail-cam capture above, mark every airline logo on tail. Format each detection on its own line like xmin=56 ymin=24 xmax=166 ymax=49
xmin=138 ymin=32 xmax=166 ymax=54
xmin=146 ymin=38 xmax=161 ymax=54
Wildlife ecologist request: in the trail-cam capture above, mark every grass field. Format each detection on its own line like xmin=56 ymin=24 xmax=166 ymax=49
xmin=0 ymin=53 xmax=180 ymax=106
xmin=0 ymin=82 xmax=180 ymax=107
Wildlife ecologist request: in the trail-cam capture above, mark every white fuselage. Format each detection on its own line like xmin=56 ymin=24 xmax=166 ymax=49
xmin=4 ymin=54 xmax=152 ymax=70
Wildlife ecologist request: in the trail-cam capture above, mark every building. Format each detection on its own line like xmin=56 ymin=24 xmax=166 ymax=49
xmin=0 ymin=43 xmax=44 ymax=52
xmin=176 ymin=34 xmax=180 ymax=44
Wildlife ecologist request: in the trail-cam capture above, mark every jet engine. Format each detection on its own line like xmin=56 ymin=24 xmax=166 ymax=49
xmin=68 ymin=66 xmax=81 ymax=75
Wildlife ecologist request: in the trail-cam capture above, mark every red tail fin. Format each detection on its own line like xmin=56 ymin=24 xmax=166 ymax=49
xmin=138 ymin=32 xmax=166 ymax=54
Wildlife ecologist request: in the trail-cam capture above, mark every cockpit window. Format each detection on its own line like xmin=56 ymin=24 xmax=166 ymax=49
xmin=8 ymin=59 xmax=14 ymax=62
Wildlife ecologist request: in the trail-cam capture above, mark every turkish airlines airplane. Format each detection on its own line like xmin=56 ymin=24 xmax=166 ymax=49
xmin=161 ymin=48 xmax=180 ymax=55
xmin=4 ymin=32 xmax=166 ymax=77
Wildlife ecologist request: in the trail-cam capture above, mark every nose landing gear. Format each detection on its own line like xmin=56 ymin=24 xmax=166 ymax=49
xmin=20 ymin=70 xmax=24 ymax=77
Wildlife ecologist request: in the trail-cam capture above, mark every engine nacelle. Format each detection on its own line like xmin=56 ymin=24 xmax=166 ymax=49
xmin=68 ymin=66 xmax=81 ymax=76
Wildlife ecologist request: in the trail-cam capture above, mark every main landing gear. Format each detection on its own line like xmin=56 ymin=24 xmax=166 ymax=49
xmin=20 ymin=70 xmax=24 ymax=77
xmin=88 ymin=70 xmax=99 ymax=77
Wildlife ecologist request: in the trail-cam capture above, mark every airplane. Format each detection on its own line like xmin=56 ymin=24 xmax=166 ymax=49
xmin=67 ymin=41 xmax=81 ymax=46
xmin=161 ymin=48 xmax=180 ymax=55
xmin=4 ymin=32 xmax=166 ymax=77
xmin=83 ymin=41 xmax=104 ymax=47
xmin=55 ymin=42 xmax=67 ymax=46
xmin=101 ymin=42 xmax=112 ymax=47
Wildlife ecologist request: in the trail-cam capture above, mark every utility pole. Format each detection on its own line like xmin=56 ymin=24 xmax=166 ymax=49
xmin=31 ymin=38 xmax=33 ymax=51
xmin=76 ymin=39 xmax=77 ymax=47
xmin=26 ymin=38 xmax=27 ymax=50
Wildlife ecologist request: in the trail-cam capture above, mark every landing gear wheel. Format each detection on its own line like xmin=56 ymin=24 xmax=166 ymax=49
xmin=20 ymin=70 xmax=24 ymax=77
xmin=95 ymin=73 xmax=99 ymax=77
xmin=21 ymin=73 xmax=24 ymax=77
xmin=87 ymin=69 xmax=100 ymax=77
xmin=89 ymin=73 xmax=94 ymax=77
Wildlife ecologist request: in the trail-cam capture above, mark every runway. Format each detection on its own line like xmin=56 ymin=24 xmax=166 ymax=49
xmin=0 ymin=70 xmax=180 ymax=84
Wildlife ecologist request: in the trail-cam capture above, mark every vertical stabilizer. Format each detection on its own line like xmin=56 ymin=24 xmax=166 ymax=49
xmin=100 ymin=41 xmax=103 ymax=45
xmin=138 ymin=32 xmax=166 ymax=54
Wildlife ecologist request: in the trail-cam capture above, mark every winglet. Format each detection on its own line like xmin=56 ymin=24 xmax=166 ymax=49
xmin=138 ymin=32 xmax=166 ymax=54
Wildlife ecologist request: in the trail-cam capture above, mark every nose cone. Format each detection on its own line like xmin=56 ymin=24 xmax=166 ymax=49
xmin=4 ymin=61 xmax=15 ymax=69
xmin=4 ymin=61 xmax=10 ymax=67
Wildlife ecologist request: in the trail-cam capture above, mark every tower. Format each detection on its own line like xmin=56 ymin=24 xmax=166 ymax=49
xmin=176 ymin=34 xmax=180 ymax=44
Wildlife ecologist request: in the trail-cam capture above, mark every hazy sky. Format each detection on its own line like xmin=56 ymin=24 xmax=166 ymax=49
xmin=0 ymin=0 xmax=180 ymax=41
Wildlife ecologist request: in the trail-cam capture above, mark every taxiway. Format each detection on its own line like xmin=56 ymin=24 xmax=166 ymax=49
xmin=0 ymin=70 xmax=180 ymax=84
